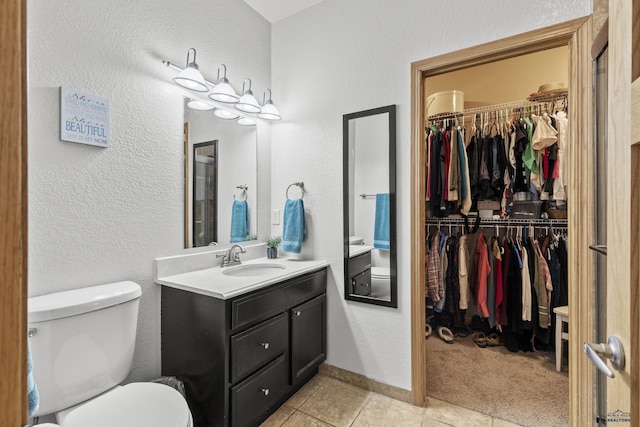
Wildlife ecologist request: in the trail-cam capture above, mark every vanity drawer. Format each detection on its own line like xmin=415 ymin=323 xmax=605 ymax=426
xmin=350 ymin=269 xmax=371 ymax=296
xmin=349 ymin=252 xmax=371 ymax=278
xmin=230 ymin=313 xmax=287 ymax=383
xmin=231 ymin=269 xmax=326 ymax=330
xmin=231 ymin=355 xmax=287 ymax=427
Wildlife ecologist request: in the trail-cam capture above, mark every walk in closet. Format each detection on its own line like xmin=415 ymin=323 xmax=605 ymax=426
xmin=422 ymin=46 xmax=571 ymax=427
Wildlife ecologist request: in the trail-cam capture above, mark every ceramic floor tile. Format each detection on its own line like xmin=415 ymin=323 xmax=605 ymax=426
xmin=352 ymin=393 xmax=424 ymax=427
xmin=260 ymin=404 xmax=296 ymax=427
xmin=421 ymin=419 xmax=459 ymax=427
xmin=281 ymin=411 xmax=334 ymax=427
xmin=423 ymin=398 xmax=493 ymax=427
xmin=298 ymin=377 xmax=372 ymax=427
xmin=285 ymin=374 xmax=329 ymax=409
xmin=492 ymin=418 xmax=523 ymax=427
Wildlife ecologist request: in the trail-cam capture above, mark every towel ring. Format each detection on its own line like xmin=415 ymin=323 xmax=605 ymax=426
xmin=234 ymin=185 xmax=248 ymax=200
xmin=286 ymin=182 xmax=305 ymax=200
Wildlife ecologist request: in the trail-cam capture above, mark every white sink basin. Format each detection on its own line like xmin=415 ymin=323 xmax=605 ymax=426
xmin=222 ymin=263 xmax=287 ymax=277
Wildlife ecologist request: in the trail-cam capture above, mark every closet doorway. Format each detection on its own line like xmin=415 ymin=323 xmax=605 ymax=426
xmin=423 ymin=46 xmax=569 ymax=427
xmin=410 ymin=16 xmax=595 ymax=427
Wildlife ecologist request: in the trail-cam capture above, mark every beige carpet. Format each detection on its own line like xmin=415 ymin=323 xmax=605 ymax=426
xmin=426 ymin=334 xmax=569 ymax=427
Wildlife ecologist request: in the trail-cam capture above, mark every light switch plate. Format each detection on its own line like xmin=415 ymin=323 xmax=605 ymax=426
xmin=272 ymin=209 xmax=280 ymax=225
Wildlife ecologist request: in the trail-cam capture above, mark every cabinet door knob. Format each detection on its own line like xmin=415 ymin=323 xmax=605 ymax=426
xmin=260 ymin=342 xmax=270 ymax=350
xmin=261 ymin=388 xmax=270 ymax=396
xmin=294 ymin=310 xmax=301 ymax=316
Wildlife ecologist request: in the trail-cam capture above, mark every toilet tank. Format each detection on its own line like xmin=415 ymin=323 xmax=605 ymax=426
xmin=28 ymin=281 xmax=142 ymax=417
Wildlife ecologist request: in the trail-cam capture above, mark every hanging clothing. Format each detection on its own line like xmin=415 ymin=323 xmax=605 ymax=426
xmin=533 ymin=239 xmax=553 ymax=328
xmin=474 ymin=233 xmax=491 ymax=318
xmin=552 ymin=110 xmax=568 ymax=201
xmin=426 ymin=231 xmax=445 ymax=306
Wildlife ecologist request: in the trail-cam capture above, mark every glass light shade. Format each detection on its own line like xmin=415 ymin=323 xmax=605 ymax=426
xmin=214 ymin=108 xmax=240 ymax=120
xmin=237 ymin=117 xmax=257 ymax=126
xmin=187 ymin=99 xmax=215 ymax=111
xmin=258 ymin=100 xmax=282 ymax=121
xmin=209 ymin=81 xmax=239 ymax=103
xmin=235 ymin=92 xmax=261 ymax=113
xmin=173 ymin=66 xmax=208 ymax=92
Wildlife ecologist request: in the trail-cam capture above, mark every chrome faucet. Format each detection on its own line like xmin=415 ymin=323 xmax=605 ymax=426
xmin=217 ymin=244 xmax=246 ymax=267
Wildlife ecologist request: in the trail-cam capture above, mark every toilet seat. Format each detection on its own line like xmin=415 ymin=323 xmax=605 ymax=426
xmin=61 ymin=383 xmax=192 ymax=427
xmin=371 ymin=266 xmax=390 ymax=279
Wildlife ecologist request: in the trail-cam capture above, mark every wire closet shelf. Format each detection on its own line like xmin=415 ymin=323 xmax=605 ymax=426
xmin=426 ymin=92 xmax=568 ymax=124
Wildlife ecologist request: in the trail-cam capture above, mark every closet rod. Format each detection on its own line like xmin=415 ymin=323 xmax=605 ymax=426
xmin=425 ymin=218 xmax=568 ymax=227
xmin=426 ymin=94 xmax=567 ymax=123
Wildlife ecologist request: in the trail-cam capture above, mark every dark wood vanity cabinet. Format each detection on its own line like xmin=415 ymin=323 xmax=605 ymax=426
xmin=348 ymin=251 xmax=371 ymax=296
xmin=161 ymin=268 xmax=327 ymax=427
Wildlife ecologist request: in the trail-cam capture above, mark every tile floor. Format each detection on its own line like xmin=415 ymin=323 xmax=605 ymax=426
xmin=261 ymin=374 xmax=521 ymax=427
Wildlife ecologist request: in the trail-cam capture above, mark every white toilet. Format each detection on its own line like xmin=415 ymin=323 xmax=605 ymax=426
xmin=370 ymin=266 xmax=391 ymax=299
xmin=28 ymin=281 xmax=193 ymax=427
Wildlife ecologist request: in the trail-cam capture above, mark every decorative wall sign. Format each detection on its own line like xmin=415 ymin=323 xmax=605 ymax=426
xmin=60 ymin=87 xmax=110 ymax=147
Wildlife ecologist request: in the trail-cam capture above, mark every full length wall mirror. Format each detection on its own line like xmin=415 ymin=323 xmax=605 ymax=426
xmin=343 ymin=104 xmax=397 ymax=307
xmin=184 ymin=99 xmax=258 ymax=248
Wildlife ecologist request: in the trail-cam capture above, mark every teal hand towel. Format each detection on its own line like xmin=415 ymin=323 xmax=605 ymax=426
xmin=230 ymin=200 xmax=249 ymax=243
xmin=282 ymin=199 xmax=306 ymax=253
xmin=374 ymin=193 xmax=390 ymax=250
xmin=27 ymin=341 xmax=39 ymax=417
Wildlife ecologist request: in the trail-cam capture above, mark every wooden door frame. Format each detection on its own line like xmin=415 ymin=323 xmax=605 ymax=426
xmin=0 ymin=0 xmax=27 ymax=425
xmin=410 ymin=16 xmax=595 ymax=426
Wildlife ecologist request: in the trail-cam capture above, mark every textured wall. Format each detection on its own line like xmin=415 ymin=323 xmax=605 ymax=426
xmin=271 ymin=0 xmax=591 ymax=390
xmin=27 ymin=0 xmax=271 ymax=384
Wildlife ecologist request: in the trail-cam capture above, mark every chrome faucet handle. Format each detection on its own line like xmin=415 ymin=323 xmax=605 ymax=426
xmin=216 ymin=252 xmax=230 ymax=267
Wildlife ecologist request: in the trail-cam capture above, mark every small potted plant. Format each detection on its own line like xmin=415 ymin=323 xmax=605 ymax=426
xmin=265 ymin=235 xmax=282 ymax=259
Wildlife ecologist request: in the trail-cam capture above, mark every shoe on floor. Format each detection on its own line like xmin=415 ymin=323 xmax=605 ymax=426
xmin=486 ymin=332 xmax=501 ymax=346
xmin=472 ymin=332 xmax=487 ymax=348
xmin=437 ymin=326 xmax=455 ymax=344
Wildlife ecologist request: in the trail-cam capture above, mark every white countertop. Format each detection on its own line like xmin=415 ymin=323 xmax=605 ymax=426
xmin=156 ymin=256 xmax=329 ymax=300
xmin=349 ymin=244 xmax=373 ymax=258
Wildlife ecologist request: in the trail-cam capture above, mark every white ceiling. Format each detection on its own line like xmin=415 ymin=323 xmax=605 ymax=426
xmin=242 ymin=0 xmax=323 ymax=23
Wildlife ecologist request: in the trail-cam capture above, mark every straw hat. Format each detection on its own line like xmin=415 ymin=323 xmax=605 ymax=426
xmin=528 ymin=82 xmax=567 ymax=100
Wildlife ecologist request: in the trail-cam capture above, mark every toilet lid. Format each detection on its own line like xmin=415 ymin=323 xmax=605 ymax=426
xmin=62 ymin=383 xmax=191 ymax=427
xmin=348 ymin=236 xmax=363 ymax=245
xmin=371 ymin=267 xmax=390 ymax=279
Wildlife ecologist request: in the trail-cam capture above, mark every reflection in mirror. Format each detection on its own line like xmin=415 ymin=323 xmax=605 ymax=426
xmin=184 ymin=99 xmax=258 ymax=248
xmin=193 ymin=141 xmax=218 ymax=246
xmin=343 ymin=105 xmax=397 ymax=308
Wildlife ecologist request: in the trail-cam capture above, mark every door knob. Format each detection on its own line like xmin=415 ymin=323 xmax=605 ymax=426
xmin=584 ymin=336 xmax=625 ymax=378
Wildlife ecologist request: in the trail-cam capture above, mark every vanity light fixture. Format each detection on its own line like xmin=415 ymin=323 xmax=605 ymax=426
xmin=237 ymin=117 xmax=257 ymax=126
xmin=172 ymin=48 xmax=208 ymax=92
xmin=234 ymin=78 xmax=261 ymax=114
xmin=209 ymin=64 xmax=239 ymax=104
xmin=163 ymin=56 xmax=284 ymax=122
xmin=257 ymin=89 xmax=282 ymax=121
xmin=214 ymin=108 xmax=240 ymax=120
xmin=186 ymin=99 xmax=216 ymax=111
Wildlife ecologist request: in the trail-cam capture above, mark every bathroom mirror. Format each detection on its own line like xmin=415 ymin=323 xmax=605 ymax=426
xmin=184 ymin=100 xmax=258 ymax=248
xmin=343 ymin=105 xmax=397 ymax=307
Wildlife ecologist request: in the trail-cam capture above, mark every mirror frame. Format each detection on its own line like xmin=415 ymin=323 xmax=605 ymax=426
xmin=343 ymin=104 xmax=397 ymax=308
xmin=192 ymin=140 xmax=219 ymax=247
